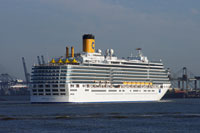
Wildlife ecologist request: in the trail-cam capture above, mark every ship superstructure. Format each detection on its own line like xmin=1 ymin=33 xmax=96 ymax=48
xmin=30 ymin=34 xmax=171 ymax=103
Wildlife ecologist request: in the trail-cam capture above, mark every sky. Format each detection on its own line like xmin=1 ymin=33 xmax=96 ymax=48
xmin=0 ymin=0 xmax=200 ymax=80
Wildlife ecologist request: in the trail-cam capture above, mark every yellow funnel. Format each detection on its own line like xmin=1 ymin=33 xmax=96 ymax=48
xmin=83 ymin=34 xmax=95 ymax=53
xmin=72 ymin=58 xmax=78 ymax=63
xmin=50 ymin=58 xmax=56 ymax=63
xmin=58 ymin=58 xmax=63 ymax=63
xmin=64 ymin=59 xmax=70 ymax=64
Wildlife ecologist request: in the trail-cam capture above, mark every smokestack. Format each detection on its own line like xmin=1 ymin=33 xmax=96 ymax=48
xmin=41 ymin=55 xmax=45 ymax=64
xmin=83 ymin=34 xmax=95 ymax=53
xmin=66 ymin=47 xmax=69 ymax=58
xmin=37 ymin=56 xmax=41 ymax=65
xmin=71 ymin=46 xmax=74 ymax=58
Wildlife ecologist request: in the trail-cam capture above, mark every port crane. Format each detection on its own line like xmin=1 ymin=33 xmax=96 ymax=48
xmin=169 ymin=67 xmax=200 ymax=90
xmin=22 ymin=57 xmax=30 ymax=85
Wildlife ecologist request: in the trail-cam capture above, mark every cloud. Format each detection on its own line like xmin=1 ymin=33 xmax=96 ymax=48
xmin=191 ymin=8 xmax=199 ymax=15
xmin=1 ymin=0 xmax=200 ymax=79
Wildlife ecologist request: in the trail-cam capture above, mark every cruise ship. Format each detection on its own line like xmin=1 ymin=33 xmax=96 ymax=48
xmin=30 ymin=34 xmax=171 ymax=103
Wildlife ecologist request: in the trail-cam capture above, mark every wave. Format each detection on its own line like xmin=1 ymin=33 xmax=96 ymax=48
xmin=1 ymin=112 xmax=200 ymax=121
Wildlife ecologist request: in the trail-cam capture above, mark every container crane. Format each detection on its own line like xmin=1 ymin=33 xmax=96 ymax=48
xmin=22 ymin=57 xmax=30 ymax=85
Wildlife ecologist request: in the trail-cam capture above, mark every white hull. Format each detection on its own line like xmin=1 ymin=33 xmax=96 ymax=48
xmin=30 ymin=34 xmax=171 ymax=103
xmin=30 ymin=84 xmax=169 ymax=103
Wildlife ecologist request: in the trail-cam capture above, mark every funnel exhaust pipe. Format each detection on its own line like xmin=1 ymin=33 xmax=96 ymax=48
xmin=66 ymin=47 xmax=69 ymax=58
xmin=71 ymin=46 xmax=74 ymax=58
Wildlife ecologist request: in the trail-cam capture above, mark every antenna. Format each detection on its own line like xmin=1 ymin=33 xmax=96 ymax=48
xmin=46 ymin=52 xmax=49 ymax=63
xmin=136 ymin=48 xmax=142 ymax=56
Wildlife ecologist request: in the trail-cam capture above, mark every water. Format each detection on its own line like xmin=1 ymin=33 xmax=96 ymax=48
xmin=0 ymin=98 xmax=200 ymax=133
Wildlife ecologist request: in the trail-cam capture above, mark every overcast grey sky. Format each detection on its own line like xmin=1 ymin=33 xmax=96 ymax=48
xmin=0 ymin=0 xmax=200 ymax=79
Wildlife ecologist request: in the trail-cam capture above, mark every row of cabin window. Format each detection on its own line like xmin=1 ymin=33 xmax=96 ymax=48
xmin=32 ymin=75 xmax=67 ymax=77
xmin=82 ymin=89 xmax=154 ymax=93
xmin=71 ymin=70 xmax=166 ymax=75
xmin=98 ymin=89 xmax=155 ymax=92
xmin=70 ymin=84 xmax=161 ymax=89
xmin=32 ymin=74 xmax=66 ymax=77
xmin=33 ymin=66 xmax=59 ymax=69
xmin=34 ymin=66 xmax=164 ymax=72
xmin=32 ymin=89 xmax=65 ymax=92
xmin=33 ymin=89 xmax=155 ymax=93
xmin=86 ymin=64 xmax=164 ymax=69
xmin=32 ymin=74 xmax=60 ymax=76
xmin=69 ymin=78 xmax=169 ymax=81
xmin=71 ymin=71 xmax=166 ymax=75
xmin=69 ymin=84 xmax=158 ymax=89
xmin=32 ymin=77 xmax=60 ymax=80
xmin=32 ymin=81 xmax=66 ymax=84
xmin=32 ymin=77 xmax=66 ymax=80
xmin=33 ymin=84 xmax=65 ymax=88
xmin=70 ymin=84 xmax=113 ymax=88
xmin=69 ymin=89 xmax=143 ymax=92
xmin=33 ymin=93 xmax=66 ymax=96
xmin=33 ymin=70 xmax=60 ymax=73
xmin=32 ymin=77 xmax=57 ymax=80
xmin=144 ymin=90 xmax=155 ymax=92
xmin=120 ymin=85 xmax=156 ymax=88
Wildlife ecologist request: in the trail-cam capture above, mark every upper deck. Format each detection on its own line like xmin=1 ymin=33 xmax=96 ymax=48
xmin=31 ymin=34 xmax=170 ymax=85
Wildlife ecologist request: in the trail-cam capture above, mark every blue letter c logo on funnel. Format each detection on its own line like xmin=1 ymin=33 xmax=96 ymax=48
xmin=92 ymin=42 xmax=95 ymax=49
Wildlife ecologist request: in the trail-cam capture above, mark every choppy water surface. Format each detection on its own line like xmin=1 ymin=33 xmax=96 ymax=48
xmin=0 ymin=98 xmax=200 ymax=133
